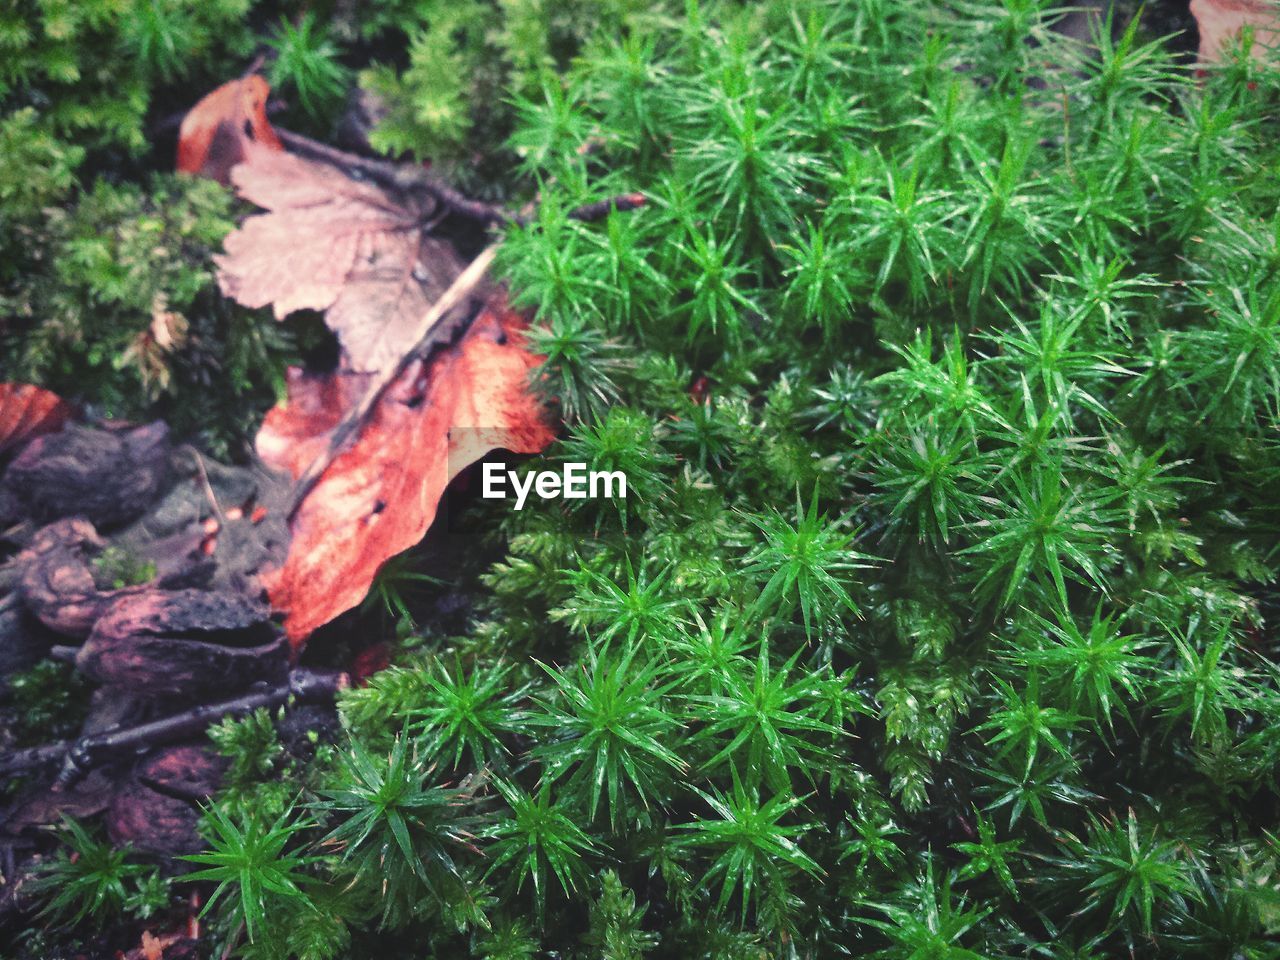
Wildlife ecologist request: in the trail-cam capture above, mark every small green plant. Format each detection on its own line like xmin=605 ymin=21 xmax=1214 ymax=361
xmin=209 ymin=708 xmax=286 ymax=788
xmin=1057 ymin=809 xmax=1200 ymax=940
xmin=743 ymin=488 xmax=871 ymax=638
xmin=673 ymin=767 xmax=821 ymax=914
xmin=313 ymin=733 xmax=480 ymax=924
xmin=530 ymin=640 xmax=685 ymax=826
xmin=581 ymin=870 xmax=659 ymax=958
xmin=863 ymin=859 xmax=992 ymax=960
xmin=410 ymin=656 xmax=526 ymax=770
xmin=28 ymin=818 xmax=153 ymax=929
xmin=485 ymin=780 xmax=596 ymax=918
xmin=3 ymin=660 xmax=90 ymax=747
xmin=90 ymin=544 xmax=156 ymax=590
xmin=183 ymin=804 xmax=319 ymax=943
xmin=267 ymin=14 xmax=350 ymax=122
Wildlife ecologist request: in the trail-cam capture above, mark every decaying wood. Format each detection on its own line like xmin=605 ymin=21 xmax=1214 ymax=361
xmin=4 ymin=422 xmax=172 ymax=530
xmin=76 ymin=589 xmax=288 ymax=697
xmin=14 ymin=518 xmax=143 ymax=636
xmin=108 ymin=745 xmax=230 ymax=855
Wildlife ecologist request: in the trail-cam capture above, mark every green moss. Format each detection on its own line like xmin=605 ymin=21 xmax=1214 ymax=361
xmin=11 ymin=0 xmax=1280 ymax=958
xmin=1 ymin=174 xmax=297 ymax=457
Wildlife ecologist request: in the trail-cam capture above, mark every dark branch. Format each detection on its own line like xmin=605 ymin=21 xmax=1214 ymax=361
xmin=0 ymin=668 xmax=347 ymax=788
xmin=272 ymin=128 xmax=646 ymax=228
xmin=274 ymin=128 xmax=515 ymax=225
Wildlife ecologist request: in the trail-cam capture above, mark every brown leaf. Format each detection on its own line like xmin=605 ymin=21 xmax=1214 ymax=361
xmin=254 ymin=365 xmax=373 ymax=479
xmin=216 ymin=144 xmax=465 ymax=373
xmin=176 ymin=76 xmax=282 ymax=185
xmin=0 ymin=383 xmax=72 ymax=458
xmin=1191 ymin=0 xmax=1280 ymax=61
xmin=124 ymin=931 xmax=200 ymax=960
xmin=259 ymin=298 xmax=555 ymax=643
xmin=4 ymin=766 xmax=120 ymax=832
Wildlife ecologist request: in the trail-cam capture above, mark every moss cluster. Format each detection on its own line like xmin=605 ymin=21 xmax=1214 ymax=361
xmin=7 ymin=1 xmax=1280 ymax=958
xmin=0 ymin=0 xmax=287 ymax=457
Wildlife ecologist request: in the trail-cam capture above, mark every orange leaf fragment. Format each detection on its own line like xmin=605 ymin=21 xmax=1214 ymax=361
xmin=1190 ymin=0 xmax=1280 ymax=62
xmin=0 ymin=383 xmax=73 ymax=457
xmin=256 ymin=366 xmax=374 ymax=479
xmin=258 ymin=298 xmax=555 ymax=644
xmin=176 ymin=76 xmax=282 ymax=185
xmin=216 ymin=145 xmax=464 ymax=373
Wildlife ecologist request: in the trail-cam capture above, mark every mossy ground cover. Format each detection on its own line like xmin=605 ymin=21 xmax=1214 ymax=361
xmin=4 ymin=1 xmax=1280 ymax=958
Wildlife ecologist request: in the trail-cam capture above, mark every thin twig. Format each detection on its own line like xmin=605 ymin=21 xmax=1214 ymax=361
xmin=567 ymin=192 xmax=648 ymax=222
xmin=240 ymin=53 xmax=266 ymax=80
xmin=189 ymin=447 xmax=226 ymax=523
xmin=275 ymin=128 xmax=515 ymax=224
xmin=220 ymin=921 xmax=245 ymax=960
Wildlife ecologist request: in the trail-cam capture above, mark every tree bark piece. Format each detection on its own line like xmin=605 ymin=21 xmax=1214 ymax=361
xmin=75 ymin=589 xmax=287 ymax=698
xmin=107 ymin=745 xmax=229 ymax=856
xmin=15 ymin=518 xmax=145 ymax=637
xmin=4 ymin=422 xmax=172 ymax=530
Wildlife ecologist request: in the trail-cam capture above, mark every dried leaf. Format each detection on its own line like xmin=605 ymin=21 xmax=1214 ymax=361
xmin=140 ymin=931 xmax=168 ymax=960
xmin=1191 ymin=0 xmax=1280 ymax=61
xmin=216 ymin=144 xmax=465 ymax=373
xmin=141 ymin=931 xmax=165 ymax=960
xmin=123 ymin=930 xmax=199 ymax=960
xmin=0 ymin=383 xmax=73 ymax=458
xmin=259 ymin=298 xmax=555 ymax=642
xmin=176 ymin=76 xmax=282 ymax=185
xmin=254 ymin=366 xmax=373 ymax=479
xmin=4 ymin=767 xmax=120 ymax=832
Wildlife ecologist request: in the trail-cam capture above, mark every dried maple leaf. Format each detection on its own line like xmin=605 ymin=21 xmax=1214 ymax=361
xmin=1191 ymin=0 xmax=1280 ymax=61
xmin=216 ymin=143 xmax=465 ymax=373
xmin=258 ymin=298 xmax=555 ymax=643
xmin=176 ymin=76 xmax=282 ymax=185
xmin=0 ymin=383 xmax=73 ymax=457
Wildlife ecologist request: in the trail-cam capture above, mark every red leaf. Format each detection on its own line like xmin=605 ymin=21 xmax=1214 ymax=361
xmin=255 ymin=366 xmax=373 ymax=479
xmin=0 ymin=383 xmax=72 ymax=457
xmin=258 ymin=299 xmax=555 ymax=644
xmin=176 ymin=76 xmax=282 ymax=185
xmin=349 ymin=641 xmax=392 ymax=685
